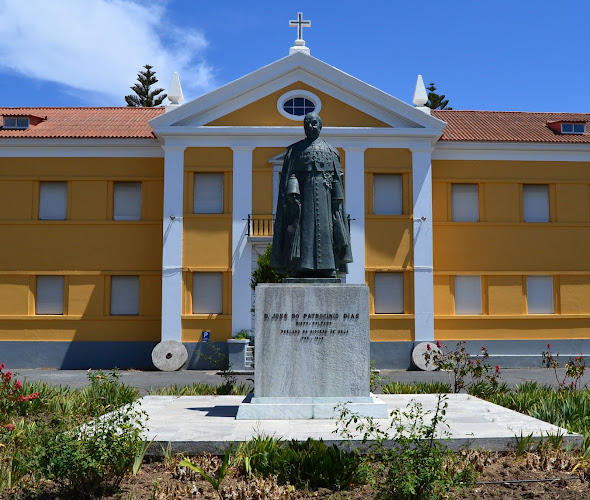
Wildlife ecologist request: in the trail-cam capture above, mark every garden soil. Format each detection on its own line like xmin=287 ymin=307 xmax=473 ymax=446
xmin=5 ymin=451 xmax=589 ymax=499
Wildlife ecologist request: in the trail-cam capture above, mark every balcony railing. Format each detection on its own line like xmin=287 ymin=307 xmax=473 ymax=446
xmin=246 ymin=214 xmax=353 ymax=237
xmin=247 ymin=215 xmax=275 ymax=237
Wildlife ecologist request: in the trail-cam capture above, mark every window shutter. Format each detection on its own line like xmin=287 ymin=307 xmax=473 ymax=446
xmin=113 ymin=182 xmax=142 ymax=220
xmin=194 ymin=174 xmax=224 ymax=214
xmin=111 ymin=276 xmax=140 ymax=315
xmin=36 ymin=276 xmax=64 ymax=315
xmin=39 ymin=182 xmax=67 ymax=220
xmin=527 ymin=276 xmax=553 ymax=314
xmin=373 ymin=175 xmax=402 ymax=215
xmin=374 ymin=273 xmax=404 ymax=313
xmin=193 ymin=273 xmax=223 ymax=314
xmin=523 ymin=185 xmax=550 ymax=222
xmin=454 ymin=276 xmax=482 ymax=315
xmin=452 ymin=184 xmax=479 ymax=222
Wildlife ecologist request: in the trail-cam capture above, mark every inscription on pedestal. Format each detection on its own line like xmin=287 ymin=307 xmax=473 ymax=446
xmin=254 ymin=283 xmax=370 ymax=398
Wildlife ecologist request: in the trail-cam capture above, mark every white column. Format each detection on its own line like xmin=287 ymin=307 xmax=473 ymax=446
xmin=343 ymin=147 xmax=366 ymax=284
xmin=231 ymin=146 xmax=254 ymax=336
xmin=161 ymin=146 xmax=186 ymax=342
xmin=411 ymin=147 xmax=435 ymax=342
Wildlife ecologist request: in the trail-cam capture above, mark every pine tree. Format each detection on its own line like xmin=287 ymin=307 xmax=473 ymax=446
xmin=125 ymin=64 xmax=167 ymax=107
xmin=426 ymin=83 xmax=452 ymax=110
xmin=250 ymin=244 xmax=288 ymax=290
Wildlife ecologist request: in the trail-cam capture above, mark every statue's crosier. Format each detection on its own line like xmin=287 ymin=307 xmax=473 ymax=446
xmin=271 ymin=113 xmax=352 ymax=278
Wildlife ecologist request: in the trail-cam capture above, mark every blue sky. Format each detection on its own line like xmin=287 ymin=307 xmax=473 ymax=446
xmin=1 ymin=0 xmax=589 ymax=112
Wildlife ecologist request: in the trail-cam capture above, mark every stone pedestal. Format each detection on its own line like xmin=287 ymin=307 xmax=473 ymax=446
xmin=236 ymin=283 xmax=388 ymax=420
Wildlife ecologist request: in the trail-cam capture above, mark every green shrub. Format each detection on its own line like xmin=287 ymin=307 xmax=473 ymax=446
xmin=148 ymin=381 xmax=252 ymax=396
xmin=80 ymin=369 xmax=140 ymax=416
xmin=236 ymin=435 xmax=366 ymax=491
xmin=40 ymin=402 xmax=146 ymax=496
xmin=337 ymin=394 xmax=476 ymax=499
xmin=381 ymin=381 xmax=451 ymax=394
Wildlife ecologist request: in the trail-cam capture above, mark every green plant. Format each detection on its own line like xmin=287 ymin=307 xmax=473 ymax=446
xmin=250 ymin=244 xmax=288 ymax=290
xmin=40 ymin=402 xmax=146 ymax=496
xmin=336 ymin=394 xmax=476 ymax=499
xmin=514 ymin=431 xmax=535 ymax=458
xmin=81 ymin=369 xmax=140 ymax=416
xmin=381 ymin=381 xmax=452 ymax=394
xmin=179 ymin=446 xmax=232 ymax=500
xmin=160 ymin=441 xmax=175 ymax=467
xmin=542 ymin=343 xmax=587 ymax=390
xmin=132 ymin=436 xmax=155 ymax=475
xmin=234 ymin=329 xmax=252 ymax=340
xmin=235 ymin=435 xmax=365 ymax=491
xmin=423 ymin=341 xmax=502 ymax=395
xmin=0 ymin=363 xmax=41 ymax=424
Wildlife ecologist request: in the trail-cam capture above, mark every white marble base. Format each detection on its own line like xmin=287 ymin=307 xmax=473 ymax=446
xmin=236 ymin=393 xmax=388 ymax=420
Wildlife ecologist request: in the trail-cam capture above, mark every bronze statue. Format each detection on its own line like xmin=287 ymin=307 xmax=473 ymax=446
xmin=271 ymin=112 xmax=352 ymax=277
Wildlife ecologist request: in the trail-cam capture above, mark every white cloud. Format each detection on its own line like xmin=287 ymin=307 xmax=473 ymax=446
xmin=0 ymin=0 xmax=215 ymax=104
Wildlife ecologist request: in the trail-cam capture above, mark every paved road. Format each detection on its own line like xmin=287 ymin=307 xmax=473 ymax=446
xmin=10 ymin=367 xmax=570 ymax=395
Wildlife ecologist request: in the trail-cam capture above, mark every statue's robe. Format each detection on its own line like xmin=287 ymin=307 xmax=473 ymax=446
xmin=271 ymin=137 xmax=352 ymax=276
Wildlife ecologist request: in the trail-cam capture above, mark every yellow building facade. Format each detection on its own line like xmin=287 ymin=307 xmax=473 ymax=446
xmin=2 ymin=50 xmax=590 ymax=369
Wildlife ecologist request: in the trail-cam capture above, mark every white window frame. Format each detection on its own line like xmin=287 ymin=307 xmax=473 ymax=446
xmin=36 ymin=276 xmax=64 ymax=315
xmin=454 ymin=276 xmax=482 ymax=315
xmin=277 ymin=90 xmax=322 ymax=121
xmin=193 ymin=272 xmax=223 ymax=314
xmin=374 ymin=272 xmax=404 ymax=314
xmin=194 ymin=173 xmax=224 ymax=214
xmin=113 ymin=182 xmax=142 ymax=221
xmin=3 ymin=116 xmax=29 ymax=129
xmin=373 ymin=174 xmax=403 ymax=215
xmin=523 ymin=184 xmax=550 ymax=222
xmin=561 ymin=123 xmax=585 ymax=134
xmin=111 ymin=276 xmax=140 ymax=316
xmin=39 ymin=182 xmax=67 ymax=220
xmin=526 ymin=276 xmax=554 ymax=314
xmin=451 ymin=184 xmax=479 ymax=222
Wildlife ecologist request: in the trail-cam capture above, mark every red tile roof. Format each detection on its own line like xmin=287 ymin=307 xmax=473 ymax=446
xmin=433 ymin=110 xmax=590 ymax=143
xmin=0 ymin=107 xmax=165 ymax=139
xmin=1 ymin=107 xmax=589 ymax=144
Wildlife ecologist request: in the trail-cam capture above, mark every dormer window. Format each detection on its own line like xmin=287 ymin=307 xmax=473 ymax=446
xmin=561 ymin=123 xmax=585 ymax=134
xmin=3 ymin=116 xmax=30 ymax=129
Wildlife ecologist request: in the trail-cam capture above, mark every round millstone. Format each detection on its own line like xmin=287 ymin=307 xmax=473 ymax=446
xmin=411 ymin=342 xmax=441 ymax=371
xmin=152 ymin=340 xmax=188 ymax=371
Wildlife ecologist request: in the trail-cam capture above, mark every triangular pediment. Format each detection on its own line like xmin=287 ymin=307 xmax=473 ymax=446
xmin=150 ymin=52 xmax=446 ymax=132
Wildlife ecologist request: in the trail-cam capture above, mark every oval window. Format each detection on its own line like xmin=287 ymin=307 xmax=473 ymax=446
xmin=283 ymin=97 xmax=315 ymax=116
xmin=277 ymin=90 xmax=322 ymax=121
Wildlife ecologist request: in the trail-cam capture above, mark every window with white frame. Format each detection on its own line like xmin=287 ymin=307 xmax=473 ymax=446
xmin=373 ymin=174 xmax=403 ymax=215
xmin=193 ymin=272 xmax=223 ymax=314
xmin=36 ymin=276 xmax=64 ymax=315
xmin=561 ymin=123 xmax=585 ymax=134
xmin=111 ymin=276 xmax=139 ymax=315
xmin=113 ymin=182 xmax=142 ymax=220
xmin=374 ymin=273 xmax=404 ymax=313
xmin=39 ymin=182 xmax=67 ymax=220
xmin=526 ymin=276 xmax=554 ymax=314
xmin=194 ymin=173 xmax=224 ymax=214
xmin=454 ymin=276 xmax=482 ymax=315
xmin=3 ymin=116 xmax=29 ymax=129
xmin=523 ymin=184 xmax=550 ymax=222
xmin=452 ymin=184 xmax=479 ymax=222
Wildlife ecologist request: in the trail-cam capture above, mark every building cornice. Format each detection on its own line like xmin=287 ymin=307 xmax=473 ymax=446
xmin=0 ymin=138 xmax=163 ymax=157
xmin=433 ymin=141 xmax=590 ymax=162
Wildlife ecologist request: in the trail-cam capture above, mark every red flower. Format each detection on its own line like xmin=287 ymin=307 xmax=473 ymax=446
xmin=14 ymin=380 xmax=22 ymax=390
xmin=5 ymin=372 xmax=11 ymax=382
xmin=0 ymin=363 xmax=4 ymax=370
xmin=436 ymin=340 xmax=441 ymax=349
xmin=426 ymin=343 xmax=431 ymax=351
xmin=2 ymin=424 xmax=15 ymax=431
xmin=495 ymin=365 xmax=500 ymax=373
xmin=547 ymin=343 xmax=551 ymax=350
xmin=481 ymin=346 xmax=486 ymax=351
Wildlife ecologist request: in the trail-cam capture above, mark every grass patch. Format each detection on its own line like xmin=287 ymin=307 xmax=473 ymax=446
xmin=148 ymin=381 xmax=252 ymax=396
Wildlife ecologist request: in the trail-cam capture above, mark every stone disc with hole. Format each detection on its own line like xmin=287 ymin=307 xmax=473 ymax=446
xmin=152 ymin=340 xmax=188 ymax=371
xmin=411 ymin=342 xmax=441 ymax=371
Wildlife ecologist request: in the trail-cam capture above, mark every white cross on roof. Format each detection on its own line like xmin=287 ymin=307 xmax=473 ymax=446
xmin=288 ymin=12 xmax=311 ymax=55
xmin=289 ymin=12 xmax=311 ymax=41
